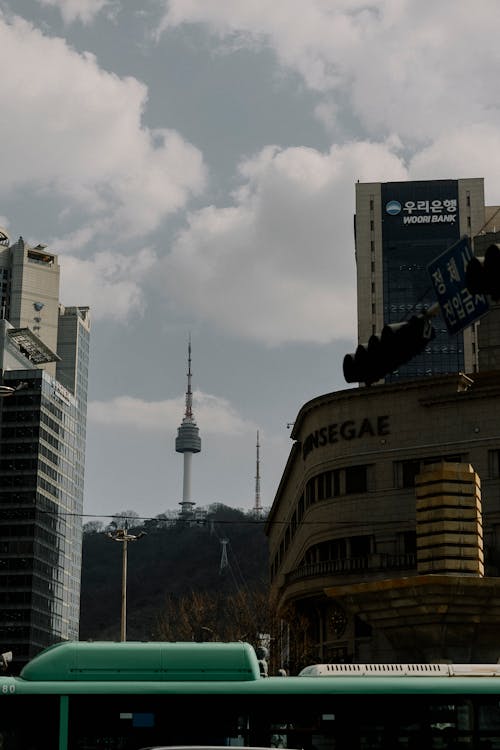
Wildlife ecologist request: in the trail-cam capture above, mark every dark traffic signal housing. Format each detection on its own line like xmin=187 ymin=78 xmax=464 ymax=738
xmin=343 ymin=313 xmax=436 ymax=386
xmin=465 ymin=243 xmax=500 ymax=301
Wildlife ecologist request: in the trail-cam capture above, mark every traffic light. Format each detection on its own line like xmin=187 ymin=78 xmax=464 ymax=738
xmin=465 ymin=243 xmax=500 ymax=300
xmin=343 ymin=313 xmax=436 ymax=386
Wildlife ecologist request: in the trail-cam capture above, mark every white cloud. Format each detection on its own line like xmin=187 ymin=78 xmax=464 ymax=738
xmin=88 ymin=390 xmax=255 ymax=435
xmin=59 ymin=248 xmax=156 ymax=320
xmin=158 ymin=0 xmax=500 ymax=145
xmin=35 ymin=0 xmax=115 ymax=24
xmin=152 ymin=0 xmax=500 ymax=348
xmin=160 ymin=140 xmax=407 ymax=345
xmin=408 ymin=124 xmax=500 ymax=207
xmin=0 ymin=12 xmax=207 ymax=244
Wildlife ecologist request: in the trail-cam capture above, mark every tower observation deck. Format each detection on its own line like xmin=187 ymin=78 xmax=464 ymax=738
xmin=175 ymin=339 xmax=201 ymax=519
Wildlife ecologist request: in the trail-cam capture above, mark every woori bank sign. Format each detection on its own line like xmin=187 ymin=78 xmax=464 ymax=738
xmin=381 ymin=180 xmax=460 ymax=239
xmin=386 ymin=198 xmax=457 ymax=224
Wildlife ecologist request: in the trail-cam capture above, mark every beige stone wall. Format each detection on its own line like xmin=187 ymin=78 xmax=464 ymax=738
xmin=354 ymin=182 xmax=383 ymax=347
xmin=9 ymin=239 xmax=60 ymax=377
xmin=268 ymin=372 xmax=500 ymax=606
xmin=416 ymin=462 xmax=483 ymax=576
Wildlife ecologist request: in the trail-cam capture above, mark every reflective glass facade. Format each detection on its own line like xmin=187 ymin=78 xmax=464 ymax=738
xmin=58 ymin=307 xmax=91 ymax=640
xmin=380 ymin=180 xmax=462 ymax=379
xmin=0 ymin=368 xmax=84 ymax=671
xmin=354 ymin=178 xmax=486 ymax=382
xmin=0 ymin=241 xmax=90 ymax=674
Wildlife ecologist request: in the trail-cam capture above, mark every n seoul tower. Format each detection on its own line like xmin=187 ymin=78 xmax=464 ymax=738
xmin=175 ymin=338 xmax=201 ymax=519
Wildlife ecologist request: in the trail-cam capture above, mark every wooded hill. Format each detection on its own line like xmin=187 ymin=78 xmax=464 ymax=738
xmin=79 ymin=504 xmax=270 ymax=643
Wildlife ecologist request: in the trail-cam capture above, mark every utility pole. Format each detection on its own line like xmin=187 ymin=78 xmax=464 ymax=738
xmin=106 ymin=522 xmax=146 ymax=641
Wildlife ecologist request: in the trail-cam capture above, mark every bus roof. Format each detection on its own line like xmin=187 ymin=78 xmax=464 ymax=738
xmin=298 ymin=663 xmax=500 ymax=677
xmin=20 ymin=641 xmax=262 ymax=682
xmin=7 ymin=642 xmax=500 ymax=696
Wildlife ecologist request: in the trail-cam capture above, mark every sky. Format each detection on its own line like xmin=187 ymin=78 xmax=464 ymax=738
xmin=2 ymin=0 xmax=500 ymax=524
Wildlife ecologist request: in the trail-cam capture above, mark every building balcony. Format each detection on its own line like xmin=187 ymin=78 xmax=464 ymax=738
xmin=285 ymin=552 xmax=417 ymax=585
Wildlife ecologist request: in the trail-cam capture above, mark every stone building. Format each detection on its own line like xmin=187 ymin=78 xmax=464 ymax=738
xmin=266 ymin=370 xmax=500 ymax=671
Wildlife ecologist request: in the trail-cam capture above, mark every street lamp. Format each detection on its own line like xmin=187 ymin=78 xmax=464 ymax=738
xmin=106 ymin=522 xmax=146 ymax=641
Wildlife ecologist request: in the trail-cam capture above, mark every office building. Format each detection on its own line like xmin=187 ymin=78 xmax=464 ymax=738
xmin=0 ymin=232 xmax=90 ymax=672
xmin=354 ymin=178 xmax=493 ymax=380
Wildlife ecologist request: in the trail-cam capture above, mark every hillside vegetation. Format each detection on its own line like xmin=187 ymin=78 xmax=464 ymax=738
xmin=79 ymin=504 xmax=270 ymax=643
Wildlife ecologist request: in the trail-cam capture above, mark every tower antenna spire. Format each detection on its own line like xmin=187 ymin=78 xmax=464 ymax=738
xmin=185 ymin=333 xmax=193 ymax=420
xmin=175 ymin=336 xmax=201 ymax=520
xmin=254 ymin=430 xmax=262 ymax=516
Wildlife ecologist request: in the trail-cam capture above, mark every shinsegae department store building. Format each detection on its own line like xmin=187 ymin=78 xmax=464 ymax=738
xmin=266 ymin=370 xmax=500 ymax=669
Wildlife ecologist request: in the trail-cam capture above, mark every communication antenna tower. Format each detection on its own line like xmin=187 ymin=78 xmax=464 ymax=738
xmin=175 ymin=336 xmax=201 ymax=519
xmin=254 ymin=430 xmax=262 ymax=516
xmin=219 ymin=538 xmax=229 ymax=573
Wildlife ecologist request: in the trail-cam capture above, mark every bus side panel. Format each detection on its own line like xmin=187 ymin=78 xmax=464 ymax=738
xmin=0 ymin=695 xmax=60 ymax=748
xmin=59 ymin=695 xmax=69 ymax=750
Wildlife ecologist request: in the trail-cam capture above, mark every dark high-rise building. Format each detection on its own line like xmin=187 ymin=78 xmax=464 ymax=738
xmin=0 ymin=232 xmax=90 ymax=672
xmin=354 ymin=178 xmax=494 ymax=380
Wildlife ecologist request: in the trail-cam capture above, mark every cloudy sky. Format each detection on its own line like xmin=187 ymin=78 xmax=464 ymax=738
xmin=2 ymin=0 xmax=500 ymax=523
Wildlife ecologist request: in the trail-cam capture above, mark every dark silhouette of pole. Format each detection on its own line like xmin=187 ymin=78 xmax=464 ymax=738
xmin=106 ymin=522 xmax=146 ymax=641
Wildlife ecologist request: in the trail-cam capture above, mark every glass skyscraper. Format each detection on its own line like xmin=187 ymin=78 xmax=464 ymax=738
xmin=0 ymin=233 xmax=90 ymax=672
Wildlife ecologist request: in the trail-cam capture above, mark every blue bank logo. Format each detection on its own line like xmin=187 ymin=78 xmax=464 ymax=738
xmin=386 ymin=200 xmax=402 ymax=215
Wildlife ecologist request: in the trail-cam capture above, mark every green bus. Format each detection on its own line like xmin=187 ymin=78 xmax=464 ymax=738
xmin=2 ymin=640 xmax=500 ymax=749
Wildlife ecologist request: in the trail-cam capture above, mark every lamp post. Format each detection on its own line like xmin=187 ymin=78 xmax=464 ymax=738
xmin=106 ymin=522 xmax=146 ymax=641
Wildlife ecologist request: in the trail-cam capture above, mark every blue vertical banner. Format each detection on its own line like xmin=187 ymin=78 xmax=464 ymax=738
xmin=427 ymin=236 xmax=490 ymax=335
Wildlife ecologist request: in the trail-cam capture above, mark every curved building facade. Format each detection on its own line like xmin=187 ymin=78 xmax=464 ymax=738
xmin=266 ymin=371 xmax=500 ymax=671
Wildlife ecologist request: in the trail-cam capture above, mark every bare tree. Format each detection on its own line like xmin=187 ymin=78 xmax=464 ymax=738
xmin=154 ymin=588 xmax=273 ymax=645
xmin=273 ymin=602 xmax=317 ymax=675
xmin=83 ymin=520 xmax=104 ymax=534
xmin=108 ymin=510 xmax=142 ymax=530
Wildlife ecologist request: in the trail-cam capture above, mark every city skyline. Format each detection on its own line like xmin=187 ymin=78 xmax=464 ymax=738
xmin=2 ymin=1 xmax=500 ymax=521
